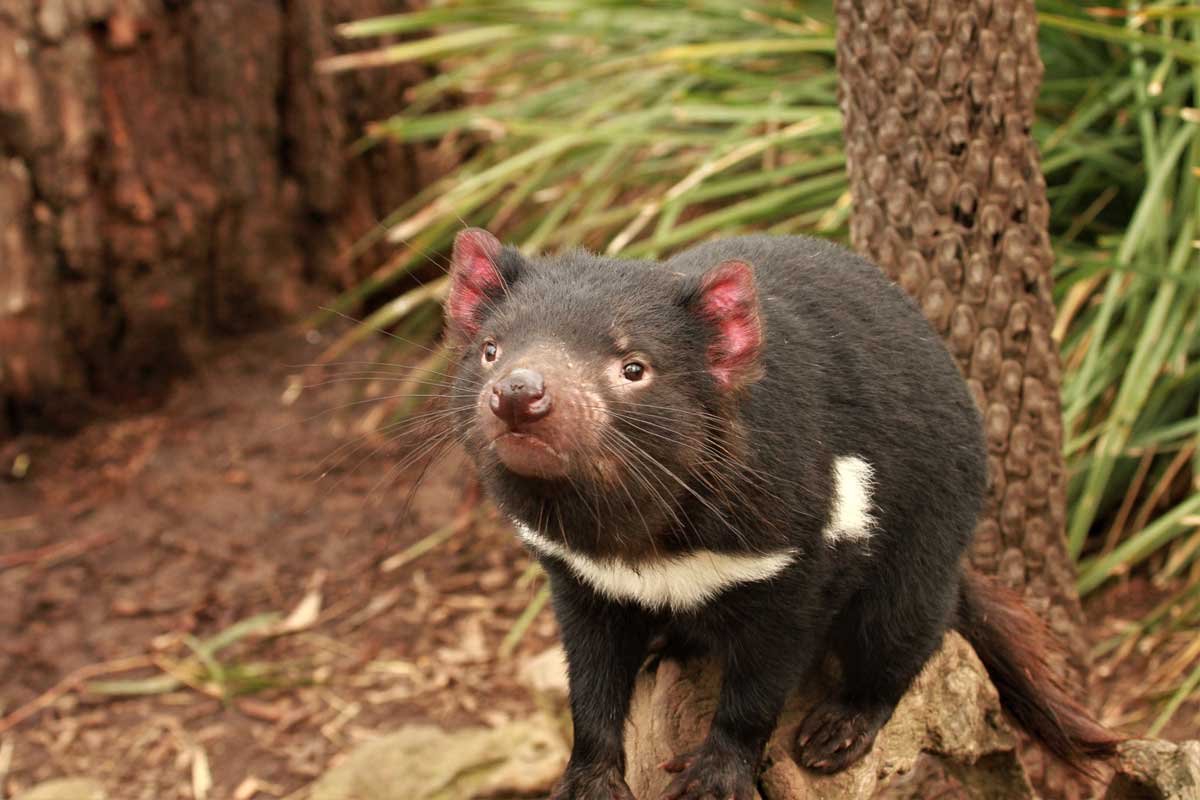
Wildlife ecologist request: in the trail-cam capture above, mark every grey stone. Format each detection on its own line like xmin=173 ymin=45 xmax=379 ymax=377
xmin=311 ymin=716 xmax=567 ymax=800
xmin=1105 ymin=739 xmax=1200 ymax=800
xmin=14 ymin=778 xmax=108 ymax=800
xmin=35 ymin=0 xmax=70 ymax=40
xmin=518 ymin=645 xmax=568 ymax=710
xmin=34 ymin=0 xmax=115 ymax=41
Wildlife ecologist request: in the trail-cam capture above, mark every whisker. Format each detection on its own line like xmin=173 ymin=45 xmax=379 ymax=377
xmin=302 ymin=385 xmax=476 ymax=403
xmin=306 ymin=405 xmax=473 ymax=485
xmin=593 ymin=436 xmax=659 ymax=546
xmin=363 ymin=428 xmax=459 ymax=507
xmin=601 ymin=399 xmax=785 ymax=439
xmin=315 ymin=416 xmax=462 ymax=507
xmin=605 ymin=427 xmax=752 ymax=550
xmin=599 ymin=429 xmax=688 ymax=539
xmin=390 ymin=436 xmax=462 ymax=531
xmin=375 ymin=228 xmax=455 ymax=277
xmin=300 ymin=371 xmax=482 ymax=391
xmin=320 ymin=307 xmax=447 ymax=358
xmin=297 ymin=381 xmax=474 ymax=398
xmin=601 ymin=408 xmax=780 ymax=487
xmin=297 ymin=359 xmax=486 ymax=389
xmin=268 ymin=392 xmax=475 ymax=434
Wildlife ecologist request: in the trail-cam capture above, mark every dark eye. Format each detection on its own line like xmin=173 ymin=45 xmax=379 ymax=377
xmin=483 ymin=341 xmax=498 ymax=363
xmin=622 ymin=362 xmax=645 ymax=382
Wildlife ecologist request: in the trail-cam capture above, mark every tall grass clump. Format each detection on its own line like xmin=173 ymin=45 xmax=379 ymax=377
xmin=318 ymin=1 xmax=1200 ymax=729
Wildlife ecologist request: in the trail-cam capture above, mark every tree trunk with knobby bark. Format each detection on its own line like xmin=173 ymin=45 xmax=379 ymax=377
xmin=836 ymin=0 xmax=1083 ymax=792
xmin=622 ymin=1 xmax=1123 ymax=797
xmin=836 ymin=0 xmax=1081 ymax=654
xmin=0 ymin=0 xmax=427 ymax=435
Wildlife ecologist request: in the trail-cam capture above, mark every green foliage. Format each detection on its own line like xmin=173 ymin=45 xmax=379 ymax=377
xmin=323 ymin=1 xmax=1200 ymax=727
xmin=86 ymin=613 xmax=313 ymax=701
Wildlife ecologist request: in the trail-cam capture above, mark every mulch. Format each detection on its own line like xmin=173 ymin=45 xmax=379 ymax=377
xmin=0 ymin=329 xmax=556 ymax=800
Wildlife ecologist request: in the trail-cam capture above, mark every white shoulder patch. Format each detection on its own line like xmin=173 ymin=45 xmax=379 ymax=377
xmin=823 ymin=455 xmax=877 ymax=543
xmin=514 ymin=523 xmax=795 ymax=613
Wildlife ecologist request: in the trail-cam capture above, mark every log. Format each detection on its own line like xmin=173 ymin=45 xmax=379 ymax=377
xmin=624 ymin=633 xmax=1034 ymax=799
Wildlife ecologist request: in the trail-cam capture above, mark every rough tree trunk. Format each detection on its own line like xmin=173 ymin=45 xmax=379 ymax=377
xmin=835 ymin=0 xmax=1079 ymax=643
xmin=0 ymin=0 xmax=426 ymax=434
xmin=623 ymin=1 xmax=1094 ymax=797
xmin=834 ymin=0 xmax=1083 ymax=792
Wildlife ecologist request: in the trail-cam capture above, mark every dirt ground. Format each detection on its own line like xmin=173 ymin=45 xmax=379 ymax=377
xmin=0 ymin=328 xmax=559 ymax=800
xmin=0 ymin=326 xmax=1195 ymax=800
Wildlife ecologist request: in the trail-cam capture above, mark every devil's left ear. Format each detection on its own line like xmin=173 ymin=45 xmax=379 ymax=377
xmin=685 ymin=260 xmax=764 ymax=391
xmin=445 ymin=228 xmax=507 ymax=338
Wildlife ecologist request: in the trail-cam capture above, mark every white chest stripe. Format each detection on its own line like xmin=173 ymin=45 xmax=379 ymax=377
xmin=823 ymin=455 xmax=877 ymax=543
xmin=515 ymin=523 xmax=795 ymax=612
xmin=513 ymin=455 xmax=876 ymax=611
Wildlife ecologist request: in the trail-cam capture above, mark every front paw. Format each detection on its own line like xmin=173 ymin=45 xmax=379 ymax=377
xmin=794 ymin=698 xmax=891 ymax=774
xmin=659 ymin=747 xmax=756 ymax=800
xmin=549 ymin=762 xmax=635 ymax=800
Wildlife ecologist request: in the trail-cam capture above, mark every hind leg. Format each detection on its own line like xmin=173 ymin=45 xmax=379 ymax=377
xmin=796 ymin=562 xmax=960 ymax=773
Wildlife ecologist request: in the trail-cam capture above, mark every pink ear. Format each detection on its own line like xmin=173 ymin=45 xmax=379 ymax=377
xmin=693 ymin=260 xmax=763 ymax=390
xmin=446 ymin=228 xmax=504 ymax=337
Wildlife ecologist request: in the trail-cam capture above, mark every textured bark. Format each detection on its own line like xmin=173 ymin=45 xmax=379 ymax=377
xmin=834 ymin=0 xmax=1088 ymax=794
xmin=0 ymin=0 xmax=427 ymax=433
xmin=835 ymin=0 xmax=1078 ymax=645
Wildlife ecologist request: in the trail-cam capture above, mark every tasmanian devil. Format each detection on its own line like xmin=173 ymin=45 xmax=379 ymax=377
xmin=442 ymin=228 xmax=1117 ymax=799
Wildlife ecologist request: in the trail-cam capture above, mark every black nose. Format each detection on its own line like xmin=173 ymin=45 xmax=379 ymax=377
xmin=490 ymin=368 xmax=552 ymax=427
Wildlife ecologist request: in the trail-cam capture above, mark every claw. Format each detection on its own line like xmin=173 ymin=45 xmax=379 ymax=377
xmin=657 ymin=747 xmax=755 ymax=800
xmin=660 ymin=754 xmax=691 ymax=773
xmin=549 ymin=763 xmax=635 ymax=800
xmin=794 ymin=699 xmax=891 ymax=775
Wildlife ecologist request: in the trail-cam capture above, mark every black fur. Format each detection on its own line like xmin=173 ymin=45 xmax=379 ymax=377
xmin=446 ymin=233 xmax=1115 ymax=799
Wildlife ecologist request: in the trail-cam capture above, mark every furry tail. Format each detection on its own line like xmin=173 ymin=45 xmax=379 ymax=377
xmin=954 ymin=570 xmax=1121 ymax=771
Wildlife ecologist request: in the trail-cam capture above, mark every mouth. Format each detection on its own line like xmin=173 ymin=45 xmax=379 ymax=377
xmin=491 ymin=431 xmax=569 ymax=479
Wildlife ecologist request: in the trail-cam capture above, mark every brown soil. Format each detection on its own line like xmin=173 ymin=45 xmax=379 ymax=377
xmin=0 ymin=327 xmax=1194 ymax=800
xmin=0 ymin=328 xmax=557 ymax=800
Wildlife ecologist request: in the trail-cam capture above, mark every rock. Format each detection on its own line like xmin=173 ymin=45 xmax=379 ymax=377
xmin=624 ymin=632 xmax=1034 ymax=799
xmin=311 ymin=716 xmax=567 ymax=800
xmin=14 ymin=778 xmax=108 ymax=800
xmin=1105 ymin=739 xmax=1200 ymax=800
xmin=34 ymin=0 xmax=116 ymax=40
xmin=35 ymin=0 xmax=70 ymax=40
xmin=519 ymin=645 xmax=569 ymax=710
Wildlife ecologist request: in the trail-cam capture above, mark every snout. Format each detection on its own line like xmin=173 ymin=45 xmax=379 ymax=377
xmin=490 ymin=368 xmax=553 ymax=429
xmin=477 ymin=356 xmax=608 ymax=481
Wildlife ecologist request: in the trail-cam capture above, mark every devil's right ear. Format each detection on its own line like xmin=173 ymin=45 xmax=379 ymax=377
xmin=445 ymin=228 xmax=510 ymax=338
